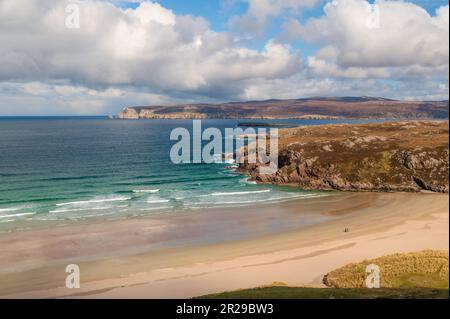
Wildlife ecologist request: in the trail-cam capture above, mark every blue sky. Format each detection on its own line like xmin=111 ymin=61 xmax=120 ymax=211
xmin=0 ymin=0 xmax=448 ymax=115
xmin=123 ymin=0 xmax=248 ymax=28
xmin=122 ymin=1 xmax=448 ymax=38
xmin=126 ymin=1 xmax=449 ymax=22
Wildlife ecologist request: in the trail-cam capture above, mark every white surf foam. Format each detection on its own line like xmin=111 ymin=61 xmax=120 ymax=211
xmin=210 ymin=189 xmax=271 ymax=196
xmin=224 ymin=158 xmax=236 ymax=164
xmin=133 ymin=189 xmax=160 ymax=193
xmin=137 ymin=206 xmax=172 ymax=211
xmin=0 ymin=205 xmax=33 ymax=213
xmin=0 ymin=212 xmax=36 ymax=219
xmin=239 ymin=178 xmax=257 ymax=185
xmin=0 ymin=207 xmax=21 ymax=213
xmin=191 ymin=191 xmax=326 ymax=207
xmin=49 ymin=207 xmax=114 ymax=214
xmin=56 ymin=196 xmax=130 ymax=207
xmin=146 ymin=199 xmax=170 ymax=204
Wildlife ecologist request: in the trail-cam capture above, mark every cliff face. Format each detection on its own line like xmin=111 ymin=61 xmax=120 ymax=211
xmin=117 ymin=97 xmax=449 ymax=120
xmin=117 ymin=106 xmax=208 ymax=119
xmin=240 ymin=121 xmax=449 ymax=193
xmin=117 ymin=107 xmax=140 ymax=119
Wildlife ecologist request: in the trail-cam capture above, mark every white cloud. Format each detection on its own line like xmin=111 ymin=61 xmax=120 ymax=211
xmin=281 ymin=0 xmax=449 ymax=78
xmin=130 ymin=1 xmax=176 ymax=26
xmin=0 ymin=81 xmax=179 ymax=115
xmin=229 ymin=0 xmax=319 ymax=37
xmin=0 ymin=0 xmax=300 ymax=97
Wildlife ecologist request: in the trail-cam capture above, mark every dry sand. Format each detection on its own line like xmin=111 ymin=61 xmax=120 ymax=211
xmin=0 ymin=192 xmax=448 ymax=299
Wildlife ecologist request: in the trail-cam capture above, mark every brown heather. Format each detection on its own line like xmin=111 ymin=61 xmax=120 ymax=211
xmin=241 ymin=121 xmax=449 ymax=193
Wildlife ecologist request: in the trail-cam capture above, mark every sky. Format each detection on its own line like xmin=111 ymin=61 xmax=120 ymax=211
xmin=0 ymin=0 xmax=448 ymax=115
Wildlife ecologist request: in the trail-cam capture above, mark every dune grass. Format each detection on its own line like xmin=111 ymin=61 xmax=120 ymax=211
xmin=324 ymin=250 xmax=449 ymax=289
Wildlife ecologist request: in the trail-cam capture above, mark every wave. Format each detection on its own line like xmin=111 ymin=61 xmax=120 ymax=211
xmin=0 ymin=197 xmax=67 ymax=205
xmin=49 ymin=207 xmax=114 ymax=214
xmin=212 ymin=153 xmax=236 ymax=164
xmin=0 ymin=204 xmax=35 ymax=213
xmin=40 ymin=175 xmax=106 ymax=182
xmin=133 ymin=189 xmax=160 ymax=193
xmin=137 ymin=206 xmax=172 ymax=211
xmin=224 ymin=158 xmax=235 ymax=164
xmin=0 ymin=212 xmax=35 ymax=219
xmin=114 ymin=175 xmax=232 ymax=186
xmin=210 ymin=189 xmax=271 ymax=196
xmin=56 ymin=196 xmax=130 ymax=207
xmin=146 ymin=199 xmax=170 ymax=204
xmin=74 ymin=212 xmax=117 ymax=219
xmin=194 ymin=193 xmax=325 ymax=206
xmin=0 ymin=207 xmax=21 ymax=213
xmin=239 ymin=178 xmax=257 ymax=185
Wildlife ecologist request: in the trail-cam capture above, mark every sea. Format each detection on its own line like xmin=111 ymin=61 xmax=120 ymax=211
xmin=0 ymin=117 xmax=380 ymax=232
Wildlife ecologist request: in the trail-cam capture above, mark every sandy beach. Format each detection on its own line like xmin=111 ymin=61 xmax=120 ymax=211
xmin=0 ymin=192 xmax=448 ymax=299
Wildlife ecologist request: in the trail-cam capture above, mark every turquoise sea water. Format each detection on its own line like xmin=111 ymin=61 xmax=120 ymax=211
xmin=0 ymin=117 xmax=380 ymax=231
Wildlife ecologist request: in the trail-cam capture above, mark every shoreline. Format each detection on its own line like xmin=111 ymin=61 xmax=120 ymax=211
xmin=0 ymin=192 xmax=448 ymax=298
xmin=0 ymin=189 xmax=334 ymax=235
xmin=0 ymin=192 xmax=352 ymax=274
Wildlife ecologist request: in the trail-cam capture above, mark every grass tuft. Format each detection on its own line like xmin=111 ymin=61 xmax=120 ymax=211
xmin=324 ymin=250 xmax=449 ymax=289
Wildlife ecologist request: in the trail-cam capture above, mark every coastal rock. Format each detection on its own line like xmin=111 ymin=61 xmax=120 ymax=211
xmin=240 ymin=121 xmax=449 ymax=193
xmin=118 ymin=107 xmax=139 ymax=119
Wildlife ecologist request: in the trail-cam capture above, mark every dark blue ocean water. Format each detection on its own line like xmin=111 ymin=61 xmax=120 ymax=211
xmin=0 ymin=117 xmax=378 ymax=231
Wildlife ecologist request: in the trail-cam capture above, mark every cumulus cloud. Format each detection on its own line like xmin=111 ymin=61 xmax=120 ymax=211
xmin=0 ymin=0 xmax=301 ymax=96
xmin=280 ymin=0 xmax=449 ymax=78
xmin=229 ymin=0 xmax=319 ymax=37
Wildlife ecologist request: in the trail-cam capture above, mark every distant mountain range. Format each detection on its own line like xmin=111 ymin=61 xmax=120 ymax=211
xmin=117 ymin=97 xmax=449 ymax=120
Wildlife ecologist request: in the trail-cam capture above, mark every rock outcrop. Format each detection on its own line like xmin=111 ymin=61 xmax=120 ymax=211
xmin=117 ymin=107 xmax=140 ymax=119
xmin=240 ymin=121 xmax=449 ymax=193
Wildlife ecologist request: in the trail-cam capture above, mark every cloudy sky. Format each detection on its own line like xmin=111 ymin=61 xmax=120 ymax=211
xmin=0 ymin=0 xmax=448 ymax=115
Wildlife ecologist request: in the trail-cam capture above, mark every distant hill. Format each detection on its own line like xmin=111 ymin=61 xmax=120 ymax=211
xmin=117 ymin=97 xmax=449 ymax=120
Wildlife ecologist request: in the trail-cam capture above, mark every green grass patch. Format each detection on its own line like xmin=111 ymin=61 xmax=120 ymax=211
xmin=196 ymin=286 xmax=448 ymax=299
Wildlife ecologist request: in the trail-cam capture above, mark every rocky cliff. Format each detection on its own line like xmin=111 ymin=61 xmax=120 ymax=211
xmin=117 ymin=97 xmax=449 ymax=120
xmin=240 ymin=121 xmax=449 ymax=193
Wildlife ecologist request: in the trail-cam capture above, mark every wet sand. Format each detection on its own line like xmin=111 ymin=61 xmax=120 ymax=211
xmin=0 ymin=192 xmax=448 ymax=298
